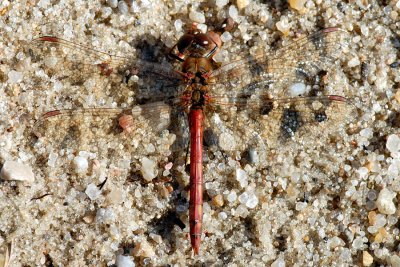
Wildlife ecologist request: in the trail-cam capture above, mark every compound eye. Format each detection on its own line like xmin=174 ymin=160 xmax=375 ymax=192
xmin=194 ymin=34 xmax=212 ymax=48
xmin=177 ymin=34 xmax=194 ymax=53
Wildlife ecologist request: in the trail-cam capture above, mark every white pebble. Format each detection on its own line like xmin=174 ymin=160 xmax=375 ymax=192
xmin=386 ymin=134 xmax=400 ymax=154
xmin=271 ymin=256 xmax=286 ymax=267
xmin=348 ymin=57 xmax=361 ymax=67
xmin=295 ymin=202 xmax=307 ymax=211
xmin=220 ymin=31 xmax=232 ymax=42
xmin=219 ymin=132 xmax=236 ymax=151
xmin=238 ymin=191 xmax=249 ymax=204
xmin=197 ymin=23 xmax=207 ymax=33
xmin=73 ymin=156 xmax=89 ymax=173
xmin=189 ymin=10 xmax=205 ymax=24
xmin=118 ymin=1 xmax=129 ymax=14
xmin=288 ymin=82 xmax=306 ymax=97
xmin=227 ymin=191 xmax=237 ymax=202
xmin=174 ymin=19 xmax=183 ymax=32
xmin=96 ymin=208 xmax=115 ymax=224
xmin=372 ymin=103 xmax=381 ymax=112
xmin=357 ymin=167 xmax=369 ymax=178
xmin=236 ymin=168 xmax=248 ymax=187
xmin=352 ymin=236 xmax=365 ymax=250
xmin=248 ymin=148 xmax=259 ymax=164
xmin=47 ymin=152 xmax=58 ymax=167
xmin=7 ymin=70 xmax=23 ymax=84
xmin=246 ymin=194 xmax=258 ymax=209
xmin=360 ymin=25 xmax=369 ymax=37
xmin=0 ymin=161 xmax=34 ymax=182
xmin=215 ymin=0 xmax=229 ymax=8
xmin=85 ymin=183 xmax=101 ymax=200
xmin=360 ymin=128 xmax=373 ymax=138
xmin=376 ymin=188 xmax=396 ymax=215
xmin=235 ymin=204 xmax=249 ymax=218
xmin=107 ymin=0 xmax=118 ymax=8
xmin=141 ymin=157 xmax=157 ymax=181
xmin=228 ymin=5 xmax=239 ymax=21
xmin=218 ymin=211 xmax=228 ymax=220
xmin=116 ymin=255 xmax=135 ymax=267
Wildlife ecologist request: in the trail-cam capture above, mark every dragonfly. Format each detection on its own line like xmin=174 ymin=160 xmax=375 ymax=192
xmin=29 ymin=18 xmax=350 ymax=255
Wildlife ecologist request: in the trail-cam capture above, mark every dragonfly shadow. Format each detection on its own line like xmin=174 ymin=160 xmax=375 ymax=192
xmin=123 ymin=34 xmax=184 ymax=104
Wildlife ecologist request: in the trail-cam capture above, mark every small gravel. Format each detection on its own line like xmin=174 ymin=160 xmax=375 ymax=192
xmin=0 ymin=161 xmax=34 ymax=182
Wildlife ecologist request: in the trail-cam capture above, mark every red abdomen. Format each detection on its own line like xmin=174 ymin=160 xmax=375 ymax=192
xmin=189 ymin=108 xmax=204 ymax=255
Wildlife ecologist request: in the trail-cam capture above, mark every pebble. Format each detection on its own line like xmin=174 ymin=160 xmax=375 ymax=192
xmin=116 ymin=255 xmax=135 ymax=267
xmin=140 ymin=157 xmax=157 ymax=182
xmin=85 ymin=183 xmax=101 ymax=200
xmin=132 ymin=241 xmax=155 ymax=258
xmin=238 ymin=192 xmax=249 ymax=204
xmin=236 ymin=168 xmax=248 ymax=187
xmin=96 ymin=208 xmax=115 ymax=224
xmin=348 ymin=57 xmax=361 ymax=67
xmin=212 ymin=194 xmax=224 ymax=207
xmin=220 ymin=31 xmax=232 ymax=42
xmin=391 ymin=255 xmax=400 ymax=267
xmin=189 ymin=10 xmax=205 ymax=24
xmin=362 ymin=251 xmax=373 ymax=266
xmin=197 ymin=23 xmax=207 ymax=33
xmin=288 ymin=82 xmax=306 ymax=96
xmin=386 ymin=134 xmax=400 ymax=154
xmin=7 ymin=70 xmax=23 ymax=83
xmin=374 ymin=227 xmax=388 ymax=243
xmin=174 ymin=19 xmax=182 ymax=32
xmin=246 ymin=194 xmax=258 ymax=209
xmin=289 ymin=0 xmax=306 ymax=11
xmin=227 ymin=191 xmax=237 ymax=202
xmin=228 ymin=5 xmax=239 ymax=21
xmin=271 ymin=256 xmax=286 ymax=267
xmin=276 ymin=18 xmax=290 ymax=36
xmin=215 ymin=0 xmax=229 ymax=8
xmin=236 ymin=0 xmax=249 ymax=10
xmin=0 ymin=161 xmax=34 ymax=182
xmin=107 ymin=0 xmax=118 ymax=8
xmin=73 ymin=156 xmax=89 ymax=173
xmin=106 ymin=188 xmax=124 ymax=205
xmin=218 ymin=211 xmax=228 ymax=220
xmin=235 ymin=204 xmax=249 ymax=218
xmin=376 ymin=188 xmax=396 ymax=215
xmin=219 ymin=132 xmax=236 ymax=151
xmin=118 ymin=1 xmax=129 ymax=14
xmin=248 ymin=148 xmax=259 ymax=164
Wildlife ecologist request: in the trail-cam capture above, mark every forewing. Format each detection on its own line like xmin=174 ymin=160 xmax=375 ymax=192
xmin=28 ymin=36 xmax=183 ymax=98
xmin=210 ymin=28 xmax=349 ymax=97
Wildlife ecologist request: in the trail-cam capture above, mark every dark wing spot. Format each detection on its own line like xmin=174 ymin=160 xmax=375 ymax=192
xmin=260 ymin=100 xmax=274 ymax=115
xmin=281 ymin=108 xmax=301 ymax=138
xmin=314 ymin=111 xmax=328 ymax=122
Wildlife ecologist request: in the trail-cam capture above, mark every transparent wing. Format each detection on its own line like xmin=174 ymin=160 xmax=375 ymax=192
xmin=204 ymin=94 xmax=352 ymax=166
xmin=209 ymin=28 xmax=349 ymax=97
xmin=33 ymin=100 xmax=187 ymax=155
xmin=28 ymin=36 xmax=184 ymax=99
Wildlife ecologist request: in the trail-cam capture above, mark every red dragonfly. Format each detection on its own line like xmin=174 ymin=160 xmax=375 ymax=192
xmin=30 ymin=19 xmax=349 ymax=255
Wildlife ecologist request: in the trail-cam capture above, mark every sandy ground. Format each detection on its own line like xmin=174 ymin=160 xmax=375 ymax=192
xmin=0 ymin=0 xmax=400 ymax=266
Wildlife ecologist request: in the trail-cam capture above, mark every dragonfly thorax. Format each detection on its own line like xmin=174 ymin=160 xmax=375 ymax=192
xmin=190 ymin=89 xmax=207 ymax=108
